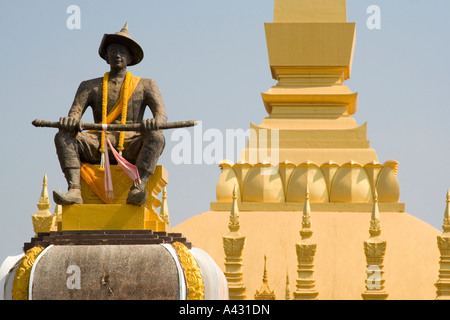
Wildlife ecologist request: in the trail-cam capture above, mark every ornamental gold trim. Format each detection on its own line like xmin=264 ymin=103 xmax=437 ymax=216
xmin=171 ymin=242 xmax=205 ymax=300
xmin=12 ymin=246 xmax=45 ymax=300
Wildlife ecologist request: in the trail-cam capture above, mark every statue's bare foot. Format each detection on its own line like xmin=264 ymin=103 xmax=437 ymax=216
xmin=126 ymin=188 xmax=148 ymax=206
xmin=53 ymin=189 xmax=83 ymax=205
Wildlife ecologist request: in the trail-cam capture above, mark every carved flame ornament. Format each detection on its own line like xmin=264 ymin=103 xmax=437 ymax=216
xmin=171 ymin=241 xmax=205 ymax=300
xmin=12 ymin=246 xmax=45 ymax=300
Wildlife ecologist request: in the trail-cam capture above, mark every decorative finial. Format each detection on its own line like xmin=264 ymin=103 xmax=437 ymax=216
xmin=443 ymin=189 xmax=450 ymax=232
xmin=285 ymin=270 xmax=290 ymax=300
xmin=223 ymin=184 xmax=246 ymax=300
xmin=42 ymin=174 xmax=48 ymax=195
xmin=229 ymin=185 xmax=240 ymax=232
xmin=369 ymin=189 xmax=381 ymax=237
xmin=262 ymin=255 xmax=269 ymax=284
xmin=32 ymin=174 xmax=54 ymax=236
xmin=254 ymin=255 xmax=276 ymax=300
xmin=120 ymin=22 xmax=129 ymax=34
xmin=294 ymin=186 xmax=318 ymax=300
xmin=160 ymin=187 xmax=170 ymax=226
xmin=41 ymin=174 xmax=48 ymax=199
xmin=362 ymin=189 xmax=388 ymax=300
xmin=37 ymin=174 xmax=51 ymax=211
xmin=300 ymin=187 xmax=313 ymax=239
xmin=436 ymin=189 xmax=450 ymax=299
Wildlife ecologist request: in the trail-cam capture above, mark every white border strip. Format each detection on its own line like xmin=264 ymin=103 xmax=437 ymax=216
xmin=28 ymin=245 xmax=54 ymax=301
xmin=0 ymin=252 xmax=24 ymax=300
xmin=160 ymin=243 xmax=187 ymax=300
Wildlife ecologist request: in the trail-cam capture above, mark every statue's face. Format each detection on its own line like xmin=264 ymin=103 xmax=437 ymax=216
xmin=106 ymin=43 xmax=132 ymax=69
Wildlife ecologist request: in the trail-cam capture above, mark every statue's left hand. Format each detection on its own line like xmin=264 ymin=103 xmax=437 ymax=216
xmin=59 ymin=117 xmax=81 ymax=133
xmin=141 ymin=118 xmax=162 ymax=131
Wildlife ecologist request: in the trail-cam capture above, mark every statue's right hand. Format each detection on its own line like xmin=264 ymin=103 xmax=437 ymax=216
xmin=59 ymin=117 xmax=80 ymax=133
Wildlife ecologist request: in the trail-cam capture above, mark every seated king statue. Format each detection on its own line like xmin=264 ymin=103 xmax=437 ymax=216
xmin=53 ymin=23 xmax=167 ymax=206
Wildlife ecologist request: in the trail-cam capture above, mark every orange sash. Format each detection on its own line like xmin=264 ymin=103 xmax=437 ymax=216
xmin=88 ymin=74 xmax=141 ymax=132
xmin=105 ymin=74 xmax=141 ymax=124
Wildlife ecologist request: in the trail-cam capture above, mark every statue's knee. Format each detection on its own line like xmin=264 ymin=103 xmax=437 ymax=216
xmin=54 ymin=130 xmax=67 ymax=146
xmin=146 ymin=130 xmax=165 ymax=148
xmin=55 ymin=130 xmax=79 ymax=150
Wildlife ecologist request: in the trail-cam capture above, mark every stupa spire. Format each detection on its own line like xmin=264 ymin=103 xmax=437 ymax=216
xmin=362 ymin=191 xmax=388 ymax=300
xmin=274 ymin=0 xmax=347 ymax=23
xmin=37 ymin=174 xmax=50 ymax=212
xmin=223 ymin=185 xmax=246 ymax=300
xmin=262 ymin=255 xmax=269 ymax=284
xmin=293 ymin=188 xmax=318 ymax=300
xmin=435 ymin=189 xmax=450 ymax=300
xmin=443 ymin=189 xmax=450 ymax=231
xmin=229 ymin=185 xmax=240 ymax=232
xmin=254 ymin=255 xmax=276 ymax=300
xmin=32 ymin=174 xmax=56 ymax=236
xmin=300 ymin=187 xmax=313 ymax=239
xmin=369 ymin=190 xmax=382 ymax=237
xmin=212 ymin=0 xmax=403 ymax=214
xmin=285 ymin=270 xmax=290 ymax=300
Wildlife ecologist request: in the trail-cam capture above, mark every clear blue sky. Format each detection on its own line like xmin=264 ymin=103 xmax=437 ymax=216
xmin=1 ymin=0 xmax=450 ymax=261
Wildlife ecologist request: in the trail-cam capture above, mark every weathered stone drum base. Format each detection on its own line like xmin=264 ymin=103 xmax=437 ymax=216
xmin=5 ymin=231 xmax=228 ymax=300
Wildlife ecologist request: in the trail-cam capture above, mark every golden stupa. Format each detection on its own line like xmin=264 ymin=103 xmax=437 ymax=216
xmin=173 ymin=0 xmax=442 ymax=300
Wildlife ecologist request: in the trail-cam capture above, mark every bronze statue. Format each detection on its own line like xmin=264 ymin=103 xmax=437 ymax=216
xmin=52 ymin=23 xmax=168 ymax=206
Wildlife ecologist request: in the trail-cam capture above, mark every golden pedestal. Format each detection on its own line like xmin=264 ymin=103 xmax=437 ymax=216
xmin=61 ymin=204 xmax=166 ymax=231
xmin=58 ymin=164 xmax=169 ymax=232
xmin=80 ymin=164 xmax=168 ymax=208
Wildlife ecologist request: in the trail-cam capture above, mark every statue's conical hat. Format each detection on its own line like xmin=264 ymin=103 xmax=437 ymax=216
xmin=98 ymin=22 xmax=144 ymax=66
